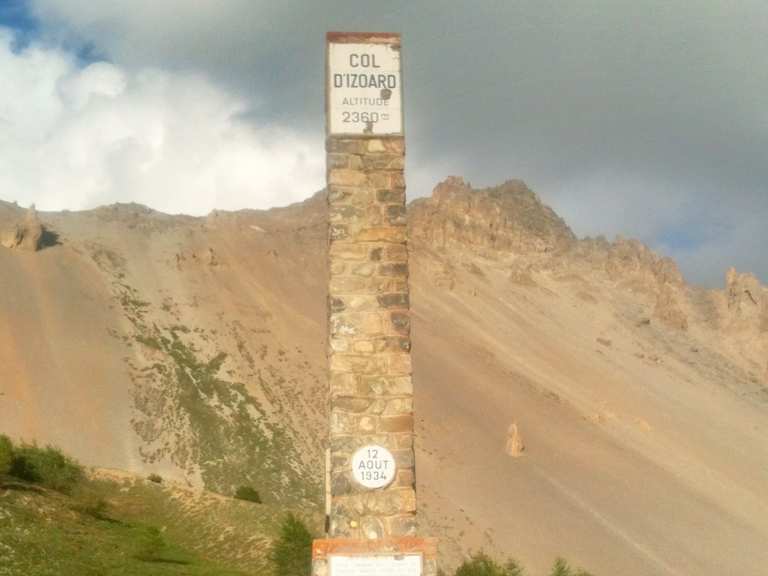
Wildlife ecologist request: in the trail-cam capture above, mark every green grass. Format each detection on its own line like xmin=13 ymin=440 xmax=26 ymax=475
xmin=0 ymin=438 xmax=318 ymax=575
xmin=0 ymin=471 xmax=301 ymax=575
xmin=0 ymin=485 xmax=249 ymax=575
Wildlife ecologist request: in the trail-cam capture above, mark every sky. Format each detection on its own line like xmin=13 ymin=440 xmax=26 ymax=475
xmin=0 ymin=1 xmax=766 ymax=287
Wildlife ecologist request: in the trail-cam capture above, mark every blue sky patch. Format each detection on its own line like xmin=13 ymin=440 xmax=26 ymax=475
xmin=0 ymin=0 xmax=39 ymax=51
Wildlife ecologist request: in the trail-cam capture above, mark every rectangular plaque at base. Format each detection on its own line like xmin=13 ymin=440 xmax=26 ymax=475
xmin=312 ymin=537 xmax=439 ymax=576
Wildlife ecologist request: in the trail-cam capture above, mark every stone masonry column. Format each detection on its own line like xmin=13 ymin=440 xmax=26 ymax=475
xmin=327 ymin=129 xmax=414 ymax=539
xmin=313 ymin=32 xmax=437 ymax=576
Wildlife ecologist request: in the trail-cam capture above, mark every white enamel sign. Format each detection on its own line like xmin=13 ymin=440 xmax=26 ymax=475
xmin=328 ymin=42 xmax=403 ymax=135
xmin=351 ymin=445 xmax=396 ymax=489
xmin=330 ymin=554 xmax=422 ymax=576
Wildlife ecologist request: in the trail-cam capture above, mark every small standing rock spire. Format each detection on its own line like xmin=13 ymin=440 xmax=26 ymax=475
xmin=505 ymin=422 xmax=525 ymax=457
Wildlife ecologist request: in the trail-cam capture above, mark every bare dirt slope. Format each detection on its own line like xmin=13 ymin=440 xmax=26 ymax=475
xmin=1 ymin=181 xmax=767 ymax=575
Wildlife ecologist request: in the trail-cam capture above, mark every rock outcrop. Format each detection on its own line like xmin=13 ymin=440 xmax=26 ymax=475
xmin=570 ymin=236 xmax=684 ymax=290
xmin=1 ymin=207 xmax=47 ymax=251
xmin=726 ymin=267 xmax=766 ymax=324
xmin=409 ymin=177 xmax=576 ymax=255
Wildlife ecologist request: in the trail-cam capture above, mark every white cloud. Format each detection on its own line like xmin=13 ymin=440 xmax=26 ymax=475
xmin=0 ymin=29 xmax=324 ymax=215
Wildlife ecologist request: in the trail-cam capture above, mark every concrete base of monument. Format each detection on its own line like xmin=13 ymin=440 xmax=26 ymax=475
xmin=312 ymin=537 xmax=439 ymax=576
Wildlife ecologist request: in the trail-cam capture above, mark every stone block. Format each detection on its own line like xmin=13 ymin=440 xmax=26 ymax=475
xmin=366 ymin=171 xmax=391 ymax=188
xmin=364 ymin=204 xmax=386 ymax=226
xmin=329 ymin=311 xmax=386 ymax=340
xmin=384 ymin=244 xmax=409 ymax=262
xmin=328 ymin=186 xmax=353 ymax=204
xmin=396 ymin=434 xmax=414 ymax=450
xmin=361 ymin=154 xmax=400 ymax=171
xmin=378 ymin=293 xmax=409 ymax=308
xmin=329 ymin=185 xmax=376 ymax=206
xmin=330 ymin=260 xmax=346 ymax=275
xmin=344 ymin=294 xmax=380 ymax=311
xmin=330 ymin=354 xmax=388 ymax=375
xmin=376 ymin=185 xmax=405 ymax=203
xmin=392 ymin=449 xmax=415 ymax=468
xmin=373 ymin=277 xmax=409 ymax=294
xmin=383 ymin=138 xmax=406 ymax=154
xmin=395 ymin=468 xmax=415 ymax=488
xmin=329 ymin=275 xmax=369 ymax=293
xmin=382 ymin=397 xmax=414 ymax=416
xmin=387 ymin=353 xmax=412 ymax=375
xmin=389 ymin=312 xmax=410 ymax=335
xmin=385 ymin=514 xmax=418 ymax=537
xmin=353 ymin=340 xmax=375 ymax=353
xmin=334 ymin=396 xmax=373 ymax=414
xmin=329 ymin=204 xmax=363 ymax=223
xmin=369 ymin=246 xmax=383 ymax=261
xmin=367 ymin=139 xmax=386 ymax=152
xmin=330 ymin=242 xmax=369 ymax=260
xmin=329 ymin=372 xmax=358 ymax=395
xmin=329 ymin=434 xmax=390 ymax=455
xmin=330 ymin=411 xmax=378 ymax=435
xmin=356 ymin=375 xmax=413 ymax=396
xmin=329 ymin=224 xmax=348 ymax=240
xmin=390 ymin=173 xmax=406 ymax=188
xmin=351 ymin=262 xmax=376 ymax=276
xmin=386 ymin=204 xmax=408 ymax=225
xmin=327 ymin=153 xmax=349 ymax=169
xmin=368 ymin=336 xmax=410 ymax=353
xmin=379 ymin=414 xmax=414 ymax=433
xmin=329 ymin=337 xmax=350 ymax=353
xmin=326 ymin=138 xmax=368 ymax=154
xmin=379 ymin=263 xmax=409 ymax=278
xmin=354 ymin=227 xmax=407 ymax=243
xmin=333 ymin=489 xmax=416 ymax=517
xmin=329 ymin=169 xmax=368 ymax=186
xmin=388 ymin=155 xmax=405 ymax=169
xmin=330 ymin=315 xmax=358 ymax=337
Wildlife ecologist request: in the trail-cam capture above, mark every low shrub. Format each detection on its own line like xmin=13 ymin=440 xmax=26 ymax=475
xmin=234 ymin=485 xmax=262 ymax=503
xmin=133 ymin=526 xmax=168 ymax=562
xmin=455 ymin=552 xmax=524 ymax=576
xmin=452 ymin=553 xmax=594 ymax=576
xmin=549 ymin=558 xmax=593 ymax=576
xmin=0 ymin=435 xmax=12 ymax=475
xmin=9 ymin=443 xmax=83 ymax=493
xmin=270 ymin=514 xmax=313 ymax=576
xmin=132 ymin=525 xmax=192 ymax=565
xmin=74 ymin=497 xmax=111 ymax=521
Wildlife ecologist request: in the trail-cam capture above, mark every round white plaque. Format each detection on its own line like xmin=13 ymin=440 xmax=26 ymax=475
xmin=351 ymin=445 xmax=396 ymax=489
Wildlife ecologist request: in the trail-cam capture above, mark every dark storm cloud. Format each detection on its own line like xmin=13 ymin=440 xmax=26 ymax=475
xmin=30 ymin=0 xmax=768 ymax=285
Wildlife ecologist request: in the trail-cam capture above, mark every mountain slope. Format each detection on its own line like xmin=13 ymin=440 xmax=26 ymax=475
xmin=1 ymin=182 xmax=767 ymax=575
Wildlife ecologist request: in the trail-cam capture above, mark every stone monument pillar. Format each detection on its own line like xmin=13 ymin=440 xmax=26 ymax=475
xmin=312 ymin=32 xmax=437 ymax=576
